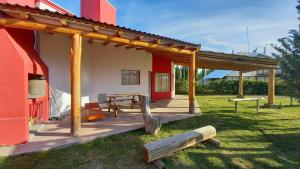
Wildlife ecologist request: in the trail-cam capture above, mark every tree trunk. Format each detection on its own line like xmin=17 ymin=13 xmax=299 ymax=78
xmin=142 ymin=126 xmax=216 ymax=163
xmin=140 ymin=95 xmax=161 ymax=135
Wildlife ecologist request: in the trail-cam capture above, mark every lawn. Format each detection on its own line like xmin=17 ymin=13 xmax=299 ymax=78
xmin=0 ymin=96 xmax=299 ymax=169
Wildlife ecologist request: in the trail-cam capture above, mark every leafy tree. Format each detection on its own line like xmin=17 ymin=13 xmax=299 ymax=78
xmin=272 ymin=2 xmax=300 ymax=104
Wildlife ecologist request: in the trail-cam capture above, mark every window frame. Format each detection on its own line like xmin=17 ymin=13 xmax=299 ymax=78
xmin=154 ymin=72 xmax=171 ymax=93
xmin=121 ymin=69 xmax=141 ymax=85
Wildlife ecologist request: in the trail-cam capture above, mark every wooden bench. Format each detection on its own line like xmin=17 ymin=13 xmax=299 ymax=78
xmin=228 ymin=97 xmax=265 ymax=113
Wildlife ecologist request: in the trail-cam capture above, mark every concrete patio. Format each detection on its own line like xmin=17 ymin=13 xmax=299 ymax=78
xmin=0 ymin=95 xmax=200 ymax=157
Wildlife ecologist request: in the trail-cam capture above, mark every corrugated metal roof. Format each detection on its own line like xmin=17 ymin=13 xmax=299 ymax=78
xmin=0 ymin=3 xmax=199 ymax=48
xmin=203 ymin=70 xmax=232 ymax=80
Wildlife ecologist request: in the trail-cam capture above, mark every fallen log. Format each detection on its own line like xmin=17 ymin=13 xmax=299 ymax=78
xmin=142 ymin=125 xmax=217 ymax=163
xmin=140 ymin=95 xmax=161 ymax=135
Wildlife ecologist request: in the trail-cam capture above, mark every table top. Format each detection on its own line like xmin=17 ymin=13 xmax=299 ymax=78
xmin=229 ymin=97 xmax=266 ymax=102
xmin=107 ymin=93 xmax=142 ymax=98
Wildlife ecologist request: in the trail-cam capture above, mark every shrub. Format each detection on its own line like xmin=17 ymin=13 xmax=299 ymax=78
xmin=175 ymin=79 xmax=284 ymax=95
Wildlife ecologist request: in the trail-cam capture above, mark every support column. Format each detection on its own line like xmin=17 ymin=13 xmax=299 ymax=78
xmin=70 ymin=34 xmax=82 ymax=136
xmin=189 ymin=51 xmax=196 ymax=113
xmin=268 ymin=69 xmax=275 ymax=106
xmin=238 ymin=71 xmax=244 ymax=98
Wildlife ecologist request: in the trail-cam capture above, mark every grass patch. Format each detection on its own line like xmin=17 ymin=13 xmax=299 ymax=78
xmin=0 ymin=95 xmax=299 ymax=169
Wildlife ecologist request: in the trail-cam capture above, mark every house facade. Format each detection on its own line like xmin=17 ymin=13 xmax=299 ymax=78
xmin=0 ymin=0 xmax=177 ymax=146
xmin=0 ymin=0 xmax=279 ymax=147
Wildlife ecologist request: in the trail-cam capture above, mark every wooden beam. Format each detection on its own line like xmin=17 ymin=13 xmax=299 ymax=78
xmin=164 ymin=42 xmax=175 ymax=47
xmin=239 ymin=71 xmax=244 ymax=97
xmin=116 ymin=31 xmax=123 ymax=37
xmin=115 ymin=44 xmax=125 ymax=48
xmin=88 ymin=39 xmax=94 ymax=44
xmin=102 ymin=41 xmax=110 ymax=46
xmin=19 ymin=12 xmax=29 ymax=20
xmin=268 ymin=69 xmax=275 ymax=105
xmin=134 ymin=35 xmax=144 ymax=41
xmin=152 ymin=39 xmax=161 ymax=45
xmin=136 ymin=48 xmax=144 ymax=50
xmin=60 ymin=19 xmax=68 ymax=27
xmin=70 ymin=34 xmax=82 ymax=137
xmin=126 ymin=46 xmax=136 ymax=49
xmin=92 ymin=25 xmax=99 ymax=32
xmin=189 ymin=51 xmax=197 ymax=113
xmin=0 ymin=18 xmax=195 ymax=55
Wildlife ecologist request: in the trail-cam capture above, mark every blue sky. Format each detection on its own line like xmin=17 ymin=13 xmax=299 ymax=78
xmin=52 ymin=0 xmax=298 ymax=54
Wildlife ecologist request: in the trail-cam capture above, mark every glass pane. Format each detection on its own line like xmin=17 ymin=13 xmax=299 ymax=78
xmin=121 ymin=70 xmax=140 ymax=85
xmin=155 ymin=73 xmax=170 ymax=92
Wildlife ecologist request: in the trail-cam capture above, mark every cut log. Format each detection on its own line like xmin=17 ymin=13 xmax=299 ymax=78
xmin=140 ymin=95 xmax=161 ymax=135
xmin=142 ymin=126 xmax=216 ymax=163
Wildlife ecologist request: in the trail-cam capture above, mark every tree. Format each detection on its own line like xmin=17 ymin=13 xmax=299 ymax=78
xmin=273 ymin=2 xmax=300 ymax=105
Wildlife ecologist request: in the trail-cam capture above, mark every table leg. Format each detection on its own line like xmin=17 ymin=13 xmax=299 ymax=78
xmin=256 ymin=100 xmax=259 ymax=113
xmin=235 ymin=102 xmax=238 ymax=113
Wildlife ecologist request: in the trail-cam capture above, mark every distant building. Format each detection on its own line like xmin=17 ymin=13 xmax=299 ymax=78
xmin=203 ymin=69 xmax=282 ymax=83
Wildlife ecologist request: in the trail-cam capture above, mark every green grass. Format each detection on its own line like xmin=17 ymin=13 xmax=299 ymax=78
xmin=1 ymin=96 xmax=300 ymax=169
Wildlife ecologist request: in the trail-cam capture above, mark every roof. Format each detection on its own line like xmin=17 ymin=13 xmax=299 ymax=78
xmin=0 ymin=3 xmax=279 ymax=71
xmin=0 ymin=3 xmax=198 ymax=48
xmin=203 ymin=70 xmax=232 ymax=80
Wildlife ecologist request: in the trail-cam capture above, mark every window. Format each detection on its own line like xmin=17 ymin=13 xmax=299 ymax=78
xmin=155 ymin=73 xmax=170 ymax=92
xmin=121 ymin=70 xmax=140 ymax=85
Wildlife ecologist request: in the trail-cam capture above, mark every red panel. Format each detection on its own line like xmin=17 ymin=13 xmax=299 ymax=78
xmin=0 ymin=28 xmax=49 ymax=146
xmin=151 ymin=55 xmax=172 ymax=100
xmin=81 ymin=0 xmax=116 ymax=25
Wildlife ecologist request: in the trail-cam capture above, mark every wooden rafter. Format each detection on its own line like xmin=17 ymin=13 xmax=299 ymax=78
xmin=115 ymin=44 xmax=125 ymax=48
xmin=126 ymin=46 xmax=136 ymax=49
xmin=60 ymin=19 xmax=68 ymax=27
xmin=92 ymin=25 xmax=99 ymax=32
xmin=0 ymin=17 xmax=196 ymax=55
xmin=102 ymin=41 xmax=110 ymax=46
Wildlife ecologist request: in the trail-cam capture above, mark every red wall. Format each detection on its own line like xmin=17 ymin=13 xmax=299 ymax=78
xmin=0 ymin=0 xmax=35 ymax=7
xmin=151 ymin=55 xmax=172 ymax=100
xmin=0 ymin=28 xmax=49 ymax=146
xmin=81 ymin=0 xmax=116 ymax=25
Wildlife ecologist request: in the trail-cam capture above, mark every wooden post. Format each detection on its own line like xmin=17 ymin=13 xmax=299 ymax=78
xmin=70 ymin=34 xmax=82 ymax=136
xmin=238 ymin=71 xmax=244 ymax=98
xmin=268 ymin=69 xmax=275 ymax=106
xmin=189 ymin=51 xmax=196 ymax=113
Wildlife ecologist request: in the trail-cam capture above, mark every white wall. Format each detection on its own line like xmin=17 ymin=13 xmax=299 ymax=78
xmin=39 ymin=33 xmax=152 ymax=117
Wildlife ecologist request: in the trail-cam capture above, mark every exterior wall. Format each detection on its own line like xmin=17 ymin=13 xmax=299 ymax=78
xmin=39 ymin=33 xmax=152 ymax=116
xmin=151 ymin=55 xmax=172 ymax=100
xmin=81 ymin=0 xmax=116 ymax=25
xmin=0 ymin=28 xmax=49 ymax=146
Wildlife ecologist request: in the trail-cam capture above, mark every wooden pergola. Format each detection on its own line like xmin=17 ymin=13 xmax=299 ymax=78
xmin=0 ymin=4 xmax=279 ymax=136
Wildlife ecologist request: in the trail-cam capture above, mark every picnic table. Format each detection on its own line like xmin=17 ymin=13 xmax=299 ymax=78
xmin=107 ymin=93 xmax=142 ymax=117
xmin=228 ymin=97 xmax=265 ymax=113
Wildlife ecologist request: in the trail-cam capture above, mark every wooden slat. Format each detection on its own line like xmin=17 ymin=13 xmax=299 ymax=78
xmin=70 ymin=34 xmax=82 ymax=137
